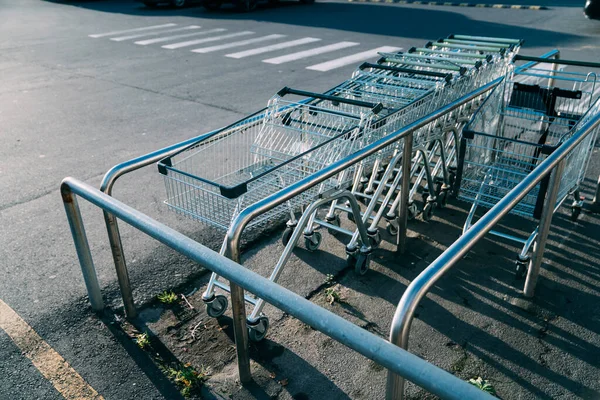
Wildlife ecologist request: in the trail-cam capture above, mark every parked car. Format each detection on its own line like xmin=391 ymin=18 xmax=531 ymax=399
xmin=140 ymin=0 xmax=197 ymax=7
xmin=585 ymin=0 xmax=600 ymax=19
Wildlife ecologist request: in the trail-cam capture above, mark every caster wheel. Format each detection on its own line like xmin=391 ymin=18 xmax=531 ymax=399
xmin=386 ymin=221 xmax=399 ymax=236
xmin=367 ymin=231 xmax=381 ymax=248
xmin=248 ymin=316 xmax=269 ymax=342
xmin=407 ymin=202 xmax=418 ymax=221
xmin=282 ymin=226 xmax=294 ymax=247
xmin=327 ymin=214 xmax=341 ymax=235
xmin=437 ymin=189 xmax=448 ymax=208
xmin=422 ymin=202 xmax=435 ymax=221
xmin=205 ymin=295 xmax=228 ymax=318
xmin=515 ymin=259 xmax=528 ymax=279
xmin=347 ymin=253 xmax=370 ymax=276
xmin=571 ymin=206 xmax=582 ymax=221
xmin=305 ymin=231 xmax=322 ymax=252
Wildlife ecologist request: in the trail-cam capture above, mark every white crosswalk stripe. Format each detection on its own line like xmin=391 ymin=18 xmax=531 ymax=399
xmin=110 ymin=25 xmax=201 ymax=42
xmin=162 ymin=31 xmax=254 ymax=50
xmin=135 ymin=28 xmax=227 ymax=45
xmin=191 ymin=34 xmax=286 ymax=54
xmin=307 ymin=46 xmax=402 ymax=72
xmin=226 ymin=37 xmax=321 ymax=59
xmin=263 ymin=41 xmax=359 ymax=65
xmin=89 ymin=23 xmax=177 ymax=38
xmin=89 ymin=23 xmax=406 ymax=75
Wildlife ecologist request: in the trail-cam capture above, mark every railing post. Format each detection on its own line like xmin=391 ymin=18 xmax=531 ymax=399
xmin=224 ymin=242 xmax=252 ymax=384
xmin=61 ymin=187 xmax=104 ymax=312
xmin=523 ymin=159 xmax=565 ymax=297
xmin=103 ymin=211 xmax=137 ymax=318
xmin=396 ymin=133 xmax=414 ymax=254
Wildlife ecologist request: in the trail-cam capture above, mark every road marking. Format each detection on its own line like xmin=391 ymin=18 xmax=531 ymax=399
xmin=0 ymin=299 xmax=103 ymax=400
xmin=226 ymin=37 xmax=322 ymax=59
xmin=135 ymin=28 xmax=227 ymax=45
xmin=110 ymin=25 xmax=201 ymax=42
xmin=191 ymin=34 xmax=286 ymax=53
xmin=89 ymin=23 xmax=177 ymax=38
xmin=306 ymin=46 xmax=402 ymax=71
xmin=263 ymin=41 xmax=360 ymax=65
xmin=162 ymin=31 xmax=254 ymax=49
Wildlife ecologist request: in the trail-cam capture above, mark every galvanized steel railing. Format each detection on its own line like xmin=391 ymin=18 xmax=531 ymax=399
xmin=386 ymin=53 xmax=600 ymax=399
xmin=65 ymin=81 xmax=501 ymax=399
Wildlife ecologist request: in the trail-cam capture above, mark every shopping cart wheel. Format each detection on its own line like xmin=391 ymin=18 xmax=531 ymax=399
xmin=422 ymin=202 xmax=435 ymax=222
xmin=305 ymin=231 xmax=322 ymax=252
xmin=407 ymin=202 xmax=418 ymax=221
xmin=367 ymin=230 xmax=381 ymax=248
xmin=386 ymin=221 xmax=399 ymax=236
xmin=570 ymin=205 xmax=582 ymax=221
xmin=282 ymin=226 xmax=294 ymax=247
xmin=205 ymin=295 xmax=228 ymax=318
xmin=348 ymin=253 xmax=370 ymax=275
xmin=437 ymin=189 xmax=449 ymax=208
xmin=326 ymin=214 xmax=341 ymax=235
xmin=515 ymin=259 xmax=528 ymax=279
xmin=248 ymin=316 xmax=269 ymax=342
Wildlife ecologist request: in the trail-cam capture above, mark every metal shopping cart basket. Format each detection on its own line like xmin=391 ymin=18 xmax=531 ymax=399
xmin=456 ymin=56 xmax=600 ymax=278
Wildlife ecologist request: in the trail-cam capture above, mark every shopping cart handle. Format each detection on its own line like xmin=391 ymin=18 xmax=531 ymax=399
xmin=359 ymin=62 xmax=452 ymax=82
xmin=513 ymin=55 xmax=600 ymax=69
xmin=277 ymin=87 xmax=384 ymax=114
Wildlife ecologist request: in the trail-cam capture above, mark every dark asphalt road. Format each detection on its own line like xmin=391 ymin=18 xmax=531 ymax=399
xmin=1 ymin=0 xmax=599 ymax=398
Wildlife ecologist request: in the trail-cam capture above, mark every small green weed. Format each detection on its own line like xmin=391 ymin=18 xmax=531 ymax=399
xmin=325 ymin=287 xmax=342 ymax=305
xmin=468 ymin=377 xmax=497 ymax=396
xmin=168 ymin=364 xmax=210 ymax=397
xmin=135 ymin=332 xmax=150 ymax=350
xmin=157 ymin=290 xmax=179 ymax=305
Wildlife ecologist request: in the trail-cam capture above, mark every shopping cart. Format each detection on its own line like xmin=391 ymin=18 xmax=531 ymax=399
xmin=159 ymin=89 xmax=386 ymax=339
xmin=456 ymin=56 xmax=600 ymax=278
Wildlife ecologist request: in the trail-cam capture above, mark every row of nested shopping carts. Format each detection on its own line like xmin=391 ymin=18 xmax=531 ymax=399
xmin=157 ymin=34 xmax=600 ymax=341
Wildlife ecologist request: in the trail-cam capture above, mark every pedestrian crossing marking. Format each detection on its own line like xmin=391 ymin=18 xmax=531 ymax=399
xmin=110 ymin=25 xmax=201 ymax=42
xmin=135 ymin=28 xmax=227 ymax=45
xmin=89 ymin=23 xmax=177 ymax=38
xmin=307 ymin=46 xmax=402 ymax=71
xmin=191 ymin=34 xmax=286 ymax=54
xmin=162 ymin=31 xmax=254 ymax=49
xmin=90 ymin=23 xmax=403 ymax=74
xmin=263 ymin=41 xmax=360 ymax=65
xmin=226 ymin=37 xmax=322 ymax=59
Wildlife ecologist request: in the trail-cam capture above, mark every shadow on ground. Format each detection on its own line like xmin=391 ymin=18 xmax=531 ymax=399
xmin=45 ymin=0 xmax=589 ymax=46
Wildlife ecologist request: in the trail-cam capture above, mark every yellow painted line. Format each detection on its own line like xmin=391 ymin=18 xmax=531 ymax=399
xmin=0 ymin=299 xmax=103 ymax=400
xmin=493 ymin=3 xmax=504 ymax=7
xmin=530 ymin=5 xmax=541 ymax=9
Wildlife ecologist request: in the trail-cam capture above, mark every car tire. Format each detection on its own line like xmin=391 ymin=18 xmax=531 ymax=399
xmin=234 ymin=0 xmax=257 ymax=12
xmin=203 ymin=0 xmax=222 ymax=10
xmin=585 ymin=0 xmax=600 ymax=19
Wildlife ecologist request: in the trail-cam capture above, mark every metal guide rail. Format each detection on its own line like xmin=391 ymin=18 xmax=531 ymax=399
xmin=386 ymin=72 xmax=600 ymax=400
xmin=456 ymin=55 xmax=600 ymax=278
